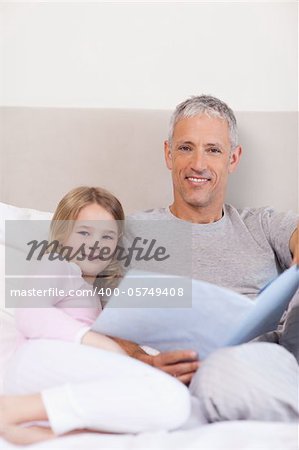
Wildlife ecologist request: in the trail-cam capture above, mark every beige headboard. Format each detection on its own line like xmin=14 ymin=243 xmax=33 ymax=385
xmin=0 ymin=107 xmax=298 ymax=214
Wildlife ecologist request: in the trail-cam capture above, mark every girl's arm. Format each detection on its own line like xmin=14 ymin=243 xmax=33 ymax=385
xmin=16 ymin=259 xmax=125 ymax=353
xmin=15 ymin=308 xmax=125 ymax=354
xmin=81 ymin=330 xmax=125 ymax=354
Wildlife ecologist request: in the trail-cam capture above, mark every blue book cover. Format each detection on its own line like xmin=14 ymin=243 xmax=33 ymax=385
xmin=93 ymin=266 xmax=299 ymax=359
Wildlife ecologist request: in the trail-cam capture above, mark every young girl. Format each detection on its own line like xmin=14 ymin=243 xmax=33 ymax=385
xmin=15 ymin=186 xmax=126 ymax=354
xmin=1 ymin=186 xmax=191 ymax=445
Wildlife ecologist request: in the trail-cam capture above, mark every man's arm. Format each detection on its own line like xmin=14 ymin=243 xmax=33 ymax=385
xmin=289 ymin=224 xmax=298 ymax=265
xmin=111 ymin=336 xmax=200 ymax=385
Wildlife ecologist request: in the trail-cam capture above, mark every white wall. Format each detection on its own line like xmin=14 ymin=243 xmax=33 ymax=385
xmin=1 ymin=2 xmax=298 ymax=210
xmin=1 ymin=1 xmax=297 ymax=111
xmin=0 ymin=5 xmax=4 ymax=106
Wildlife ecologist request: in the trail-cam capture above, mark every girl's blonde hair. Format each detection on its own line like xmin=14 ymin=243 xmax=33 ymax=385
xmin=50 ymin=186 xmax=125 ymax=301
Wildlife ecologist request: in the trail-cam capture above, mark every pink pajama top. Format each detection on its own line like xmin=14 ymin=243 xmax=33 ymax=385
xmin=15 ymin=258 xmax=102 ymax=344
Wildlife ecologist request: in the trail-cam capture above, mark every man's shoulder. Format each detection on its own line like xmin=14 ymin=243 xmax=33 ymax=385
xmin=226 ymin=204 xmax=276 ymax=221
xmin=226 ymin=204 xmax=298 ymax=236
xmin=127 ymin=207 xmax=170 ymax=220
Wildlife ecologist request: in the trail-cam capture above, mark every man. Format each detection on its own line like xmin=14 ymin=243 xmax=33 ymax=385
xmin=143 ymin=95 xmax=298 ymax=294
xmin=114 ymin=95 xmax=299 ymax=423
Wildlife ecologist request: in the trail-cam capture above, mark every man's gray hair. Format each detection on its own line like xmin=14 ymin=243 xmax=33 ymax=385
xmin=168 ymin=95 xmax=238 ymax=150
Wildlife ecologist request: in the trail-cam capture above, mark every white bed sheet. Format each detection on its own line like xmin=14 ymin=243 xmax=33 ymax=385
xmin=0 ymin=422 xmax=297 ymax=450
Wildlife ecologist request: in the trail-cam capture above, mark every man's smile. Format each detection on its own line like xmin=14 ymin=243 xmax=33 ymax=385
xmin=185 ymin=176 xmax=211 ymax=185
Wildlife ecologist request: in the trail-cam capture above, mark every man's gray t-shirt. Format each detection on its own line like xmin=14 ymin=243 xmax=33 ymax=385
xmin=129 ymin=204 xmax=297 ymax=299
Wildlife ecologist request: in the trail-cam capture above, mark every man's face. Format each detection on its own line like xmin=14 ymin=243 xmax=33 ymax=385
xmin=164 ymin=114 xmax=242 ymax=212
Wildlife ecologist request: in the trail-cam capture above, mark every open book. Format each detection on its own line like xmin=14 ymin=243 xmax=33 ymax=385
xmin=92 ymin=266 xmax=299 ymax=359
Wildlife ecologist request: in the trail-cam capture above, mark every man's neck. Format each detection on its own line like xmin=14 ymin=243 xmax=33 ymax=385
xmin=169 ymin=203 xmax=224 ymax=224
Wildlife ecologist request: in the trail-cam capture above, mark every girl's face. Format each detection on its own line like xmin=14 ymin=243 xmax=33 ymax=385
xmin=63 ymin=203 xmax=119 ymax=284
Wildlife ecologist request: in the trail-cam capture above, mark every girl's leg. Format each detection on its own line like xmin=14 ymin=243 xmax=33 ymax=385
xmin=0 ymin=394 xmax=55 ymax=445
xmin=40 ymin=367 xmax=190 ymax=436
xmin=1 ymin=425 xmax=55 ymax=446
xmin=0 ymin=393 xmax=47 ymax=424
xmin=3 ymin=340 xmax=191 ymax=437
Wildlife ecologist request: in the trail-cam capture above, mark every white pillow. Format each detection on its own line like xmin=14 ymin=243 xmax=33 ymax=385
xmin=0 ymin=201 xmax=53 ymax=244
xmin=0 ymin=310 xmax=20 ymax=394
xmin=0 ymin=243 xmax=6 ymax=312
xmin=0 ymin=202 xmax=53 ymax=314
xmin=0 ymin=243 xmax=17 ymax=315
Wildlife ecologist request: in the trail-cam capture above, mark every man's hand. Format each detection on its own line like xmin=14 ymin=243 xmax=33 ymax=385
xmin=111 ymin=337 xmax=200 ymax=385
xmin=290 ymin=224 xmax=299 ymax=266
xmin=138 ymin=350 xmax=200 ymax=385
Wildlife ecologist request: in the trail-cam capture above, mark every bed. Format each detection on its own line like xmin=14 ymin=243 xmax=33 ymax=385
xmin=0 ymin=107 xmax=298 ymax=449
